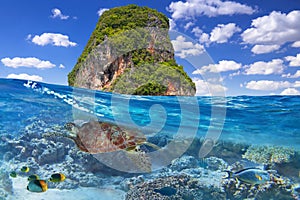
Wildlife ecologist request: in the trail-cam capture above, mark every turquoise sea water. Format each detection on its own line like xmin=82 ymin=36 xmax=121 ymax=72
xmin=0 ymin=78 xmax=300 ymax=199
xmin=1 ymin=78 xmax=299 ymax=148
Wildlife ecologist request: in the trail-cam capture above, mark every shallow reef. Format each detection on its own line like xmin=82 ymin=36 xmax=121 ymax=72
xmin=242 ymin=145 xmax=296 ymax=165
xmin=0 ymin=120 xmax=299 ymax=199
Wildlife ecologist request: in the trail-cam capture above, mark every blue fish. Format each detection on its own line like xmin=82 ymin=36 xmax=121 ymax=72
xmin=224 ymin=168 xmax=270 ymax=185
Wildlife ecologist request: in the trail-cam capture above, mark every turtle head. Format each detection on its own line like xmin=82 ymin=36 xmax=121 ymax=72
xmin=64 ymin=122 xmax=79 ymax=134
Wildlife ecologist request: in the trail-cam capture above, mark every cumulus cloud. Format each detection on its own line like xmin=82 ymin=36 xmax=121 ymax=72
xmin=210 ymin=23 xmax=241 ymax=43
xmin=171 ymin=36 xmax=205 ymax=58
xmin=51 ymin=8 xmax=69 ymax=20
xmin=169 ymin=18 xmax=176 ymax=30
xmin=191 ymin=27 xmax=202 ymax=37
xmin=280 ymin=88 xmax=300 ymax=95
xmin=251 ymin=44 xmax=280 ymax=54
xmin=1 ymin=57 xmax=55 ymax=69
xmin=244 ymin=59 xmax=285 ymax=75
xmin=167 ymin=0 xmax=255 ymax=20
xmin=241 ymin=10 xmax=300 ymax=54
xmin=193 ymin=60 xmax=242 ymax=74
xmin=294 ymin=81 xmax=300 ymax=87
xmin=184 ymin=22 xmax=194 ymax=30
xmin=285 ymin=53 xmax=300 ymax=67
xmin=29 ymin=33 xmax=77 ymax=47
xmin=191 ymin=27 xmax=210 ymax=43
xmin=282 ymin=70 xmax=300 ymax=78
xmin=245 ymin=80 xmax=292 ymax=91
xmin=97 ymin=8 xmax=109 ymax=16
xmin=7 ymin=73 xmax=43 ymax=82
xmin=193 ymin=78 xmax=227 ymax=96
xmin=59 ymin=64 xmax=65 ymax=69
xmin=291 ymin=41 xmax=300 ymax=48
xmin=192 ymin=23 xmax=241 ymax=45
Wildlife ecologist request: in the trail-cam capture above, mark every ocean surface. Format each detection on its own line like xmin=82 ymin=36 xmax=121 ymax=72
xmin=1 ymin=78 xmax=299 ymax=148
xmin=0 ymin=78 xmax=300 ymax=199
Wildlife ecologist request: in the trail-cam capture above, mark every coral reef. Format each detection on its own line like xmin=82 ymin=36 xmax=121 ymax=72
xmin=126 ymin=174 xmax=226 ymax=200
xmin=242 ymin=145 xmax=296 ymax=165
xmin=0 ymin=120 xmax=298 ymax=199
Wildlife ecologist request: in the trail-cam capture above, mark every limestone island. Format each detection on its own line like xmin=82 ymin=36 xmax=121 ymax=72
xmin=68 ymin=4 xmax=196 ymax=96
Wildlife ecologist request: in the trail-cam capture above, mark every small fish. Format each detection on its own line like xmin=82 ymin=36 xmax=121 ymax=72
xmin=154 ymin=186 xmax=177 ymax=196
xmin=28 ymin=174 xmax=39 ymax=181
xmin=21 ymin=166 xmax=30 ymax=173
xmin=27 ymin=180 xmax=48 ymax=193
xmin=49 ymin=173 xmax=66 ymax=182
xmin=224 ymin=168 xmax=270 ymax=185
xmin=9 ymin=171 xmax=17 ymax=178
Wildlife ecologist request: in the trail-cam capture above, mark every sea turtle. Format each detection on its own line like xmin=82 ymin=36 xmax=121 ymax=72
xmin=44 ymin=120 xmax=159 ymax=172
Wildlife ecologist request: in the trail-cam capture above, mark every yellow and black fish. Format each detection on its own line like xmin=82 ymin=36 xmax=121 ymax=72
xmin=49 ymin=173 xmax=66 ymax=182
xmin=9 ymin=171 xmax=17 ymax=178
xmin=21 ymin=166 xmax=30 ymax=173
xmin=27 ymin=180 xmax=48 ymax=193
xmin=28 ymin=174 xmax=39 ymax=181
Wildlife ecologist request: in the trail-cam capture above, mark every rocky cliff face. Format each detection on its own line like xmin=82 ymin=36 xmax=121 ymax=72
xmin=68 ymin=5 xmax=196 ymax=96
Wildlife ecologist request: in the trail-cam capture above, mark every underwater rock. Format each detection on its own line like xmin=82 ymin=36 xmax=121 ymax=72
xmin=119 ymin=175 xmax=145 ymax=192
xmin=222 ymin=174 xmax=295 ymax=200
xmin=147 ymin=133 xmax=173 ymax=148
xmin=170 ymin=155 xmax=199 ymax=171
xmin=242 ymin=145 xmax=296 ymax=165
xmin=126 ymin=174 xmax=226 ymax=200
xmin=205 ymin=157 xmax=228 ymax=171
xmin=38 ymin=142 xmax=66 ymax=165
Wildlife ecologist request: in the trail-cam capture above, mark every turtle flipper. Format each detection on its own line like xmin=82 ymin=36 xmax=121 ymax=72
xmin=126 ymin=146 xmax=152 ymax=173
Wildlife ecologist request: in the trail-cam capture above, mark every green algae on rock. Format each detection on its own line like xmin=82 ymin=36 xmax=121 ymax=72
xmin=68 ymin=4 xmax=195 ymax=96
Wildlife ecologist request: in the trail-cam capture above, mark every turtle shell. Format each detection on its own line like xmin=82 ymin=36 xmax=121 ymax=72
xmin=71 ymin=120 xmax=147 ymax=154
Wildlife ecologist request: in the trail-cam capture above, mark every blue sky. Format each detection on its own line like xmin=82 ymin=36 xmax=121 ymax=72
xmin=1 ymin=0 xmax=300 ymax=96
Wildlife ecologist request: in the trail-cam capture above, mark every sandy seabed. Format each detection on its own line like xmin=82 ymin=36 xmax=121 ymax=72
xmin=9 ymin=177 xmax=126 ymax=200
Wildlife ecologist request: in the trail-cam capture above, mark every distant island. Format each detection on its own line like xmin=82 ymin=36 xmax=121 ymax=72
xmin=68 ymin=4 xmax=196 ymax=96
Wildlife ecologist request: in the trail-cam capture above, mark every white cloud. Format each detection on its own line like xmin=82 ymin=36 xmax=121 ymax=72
xmin=193 ymin=78 xmax=227 ymax=96
xmin=210 ymin=23 xmax=241 ymax=43
xmin=285 ymin=53 xmax=300 ymax=67
xmin=191 ymin=27 xmax=203 ymax=37
xmin=1 ymin=57 xmax=56 ymax=69
xmin=193 ymin=60 xmax=242 ymax=74
xmin=184 ymin=22 xmax=194 ymax=30
xmin=7 ymin=73 xmax=43 ymax=82
xmin=169 ymin=18 xmax=176 ymax=30
xmin=244 ymin=59 xmax=284 ymax=75
xmin=192 ymin=27 xmax=210 ymax=43
xmin=241 ymin=10 xmax=300 ymax=54
xmin=282 ymin=70 xmax=300 ymax=78
xmin=245 ymin=80 xmax=292 ymax=91
xmin=167 ymin=0 xmax=255 ymax=20
xmin=97 ymin=8 xmax=109 ymax=16
xmin=291 ymin=41 xmax=300 ymax=48
xmin=251 ymin=44 xmax=280 ymax=54
xmin=59 ymin=64 xmax=65 ymax=69
xmin=294 ymin=81 xmax=300 ymax=87
xmin=192 ymin=24 xmax=241 ymax=45
xmin=30 ymin=33 xmax=77 ymax=47
xmin=280 ymin=88 xmax=300 ymax=95
xmin=51 ymin=8 xmax=69 ymax=20
xmin=171 ymin=35 xmax=205 ymax=58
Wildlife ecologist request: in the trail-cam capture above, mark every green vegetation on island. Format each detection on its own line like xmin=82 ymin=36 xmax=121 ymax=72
xmin=68 ymin=4 xmax=196 ymax=95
